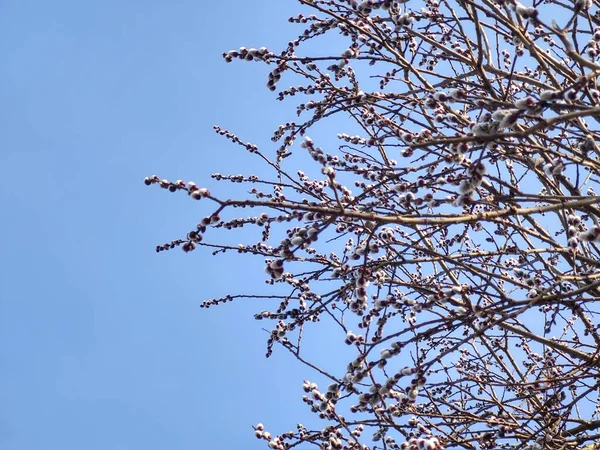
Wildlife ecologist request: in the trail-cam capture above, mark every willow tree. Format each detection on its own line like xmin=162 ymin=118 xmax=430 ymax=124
xmin=145 ymin=1 xmax=600 ymax=449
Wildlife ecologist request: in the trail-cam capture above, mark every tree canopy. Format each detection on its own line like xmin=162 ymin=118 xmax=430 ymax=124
xmin=146 ymin=1 xmax=600 ymax=449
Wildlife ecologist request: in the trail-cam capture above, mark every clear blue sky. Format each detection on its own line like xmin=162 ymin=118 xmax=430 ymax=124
xmin=5 ymin=1 xmax=590 ymax=449
xmin=0 ymin=1 xmax=341 ymax=449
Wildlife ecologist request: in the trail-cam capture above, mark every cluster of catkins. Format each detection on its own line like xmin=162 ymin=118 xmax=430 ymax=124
xmin=566 ymin=213 xmax=600 ymax=252
xmin=143 ymin=176 xmax=210 ymax=200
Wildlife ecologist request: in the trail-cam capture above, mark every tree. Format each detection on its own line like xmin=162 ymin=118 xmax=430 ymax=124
xmin=145 ymin=1 xmax=600 ymax=449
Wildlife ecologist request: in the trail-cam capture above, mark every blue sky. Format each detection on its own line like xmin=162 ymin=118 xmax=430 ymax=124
xmin=5 ymin=1 xmax=597 ymax=449
xmin=0 ymin=1 xmax=341 ymax=449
